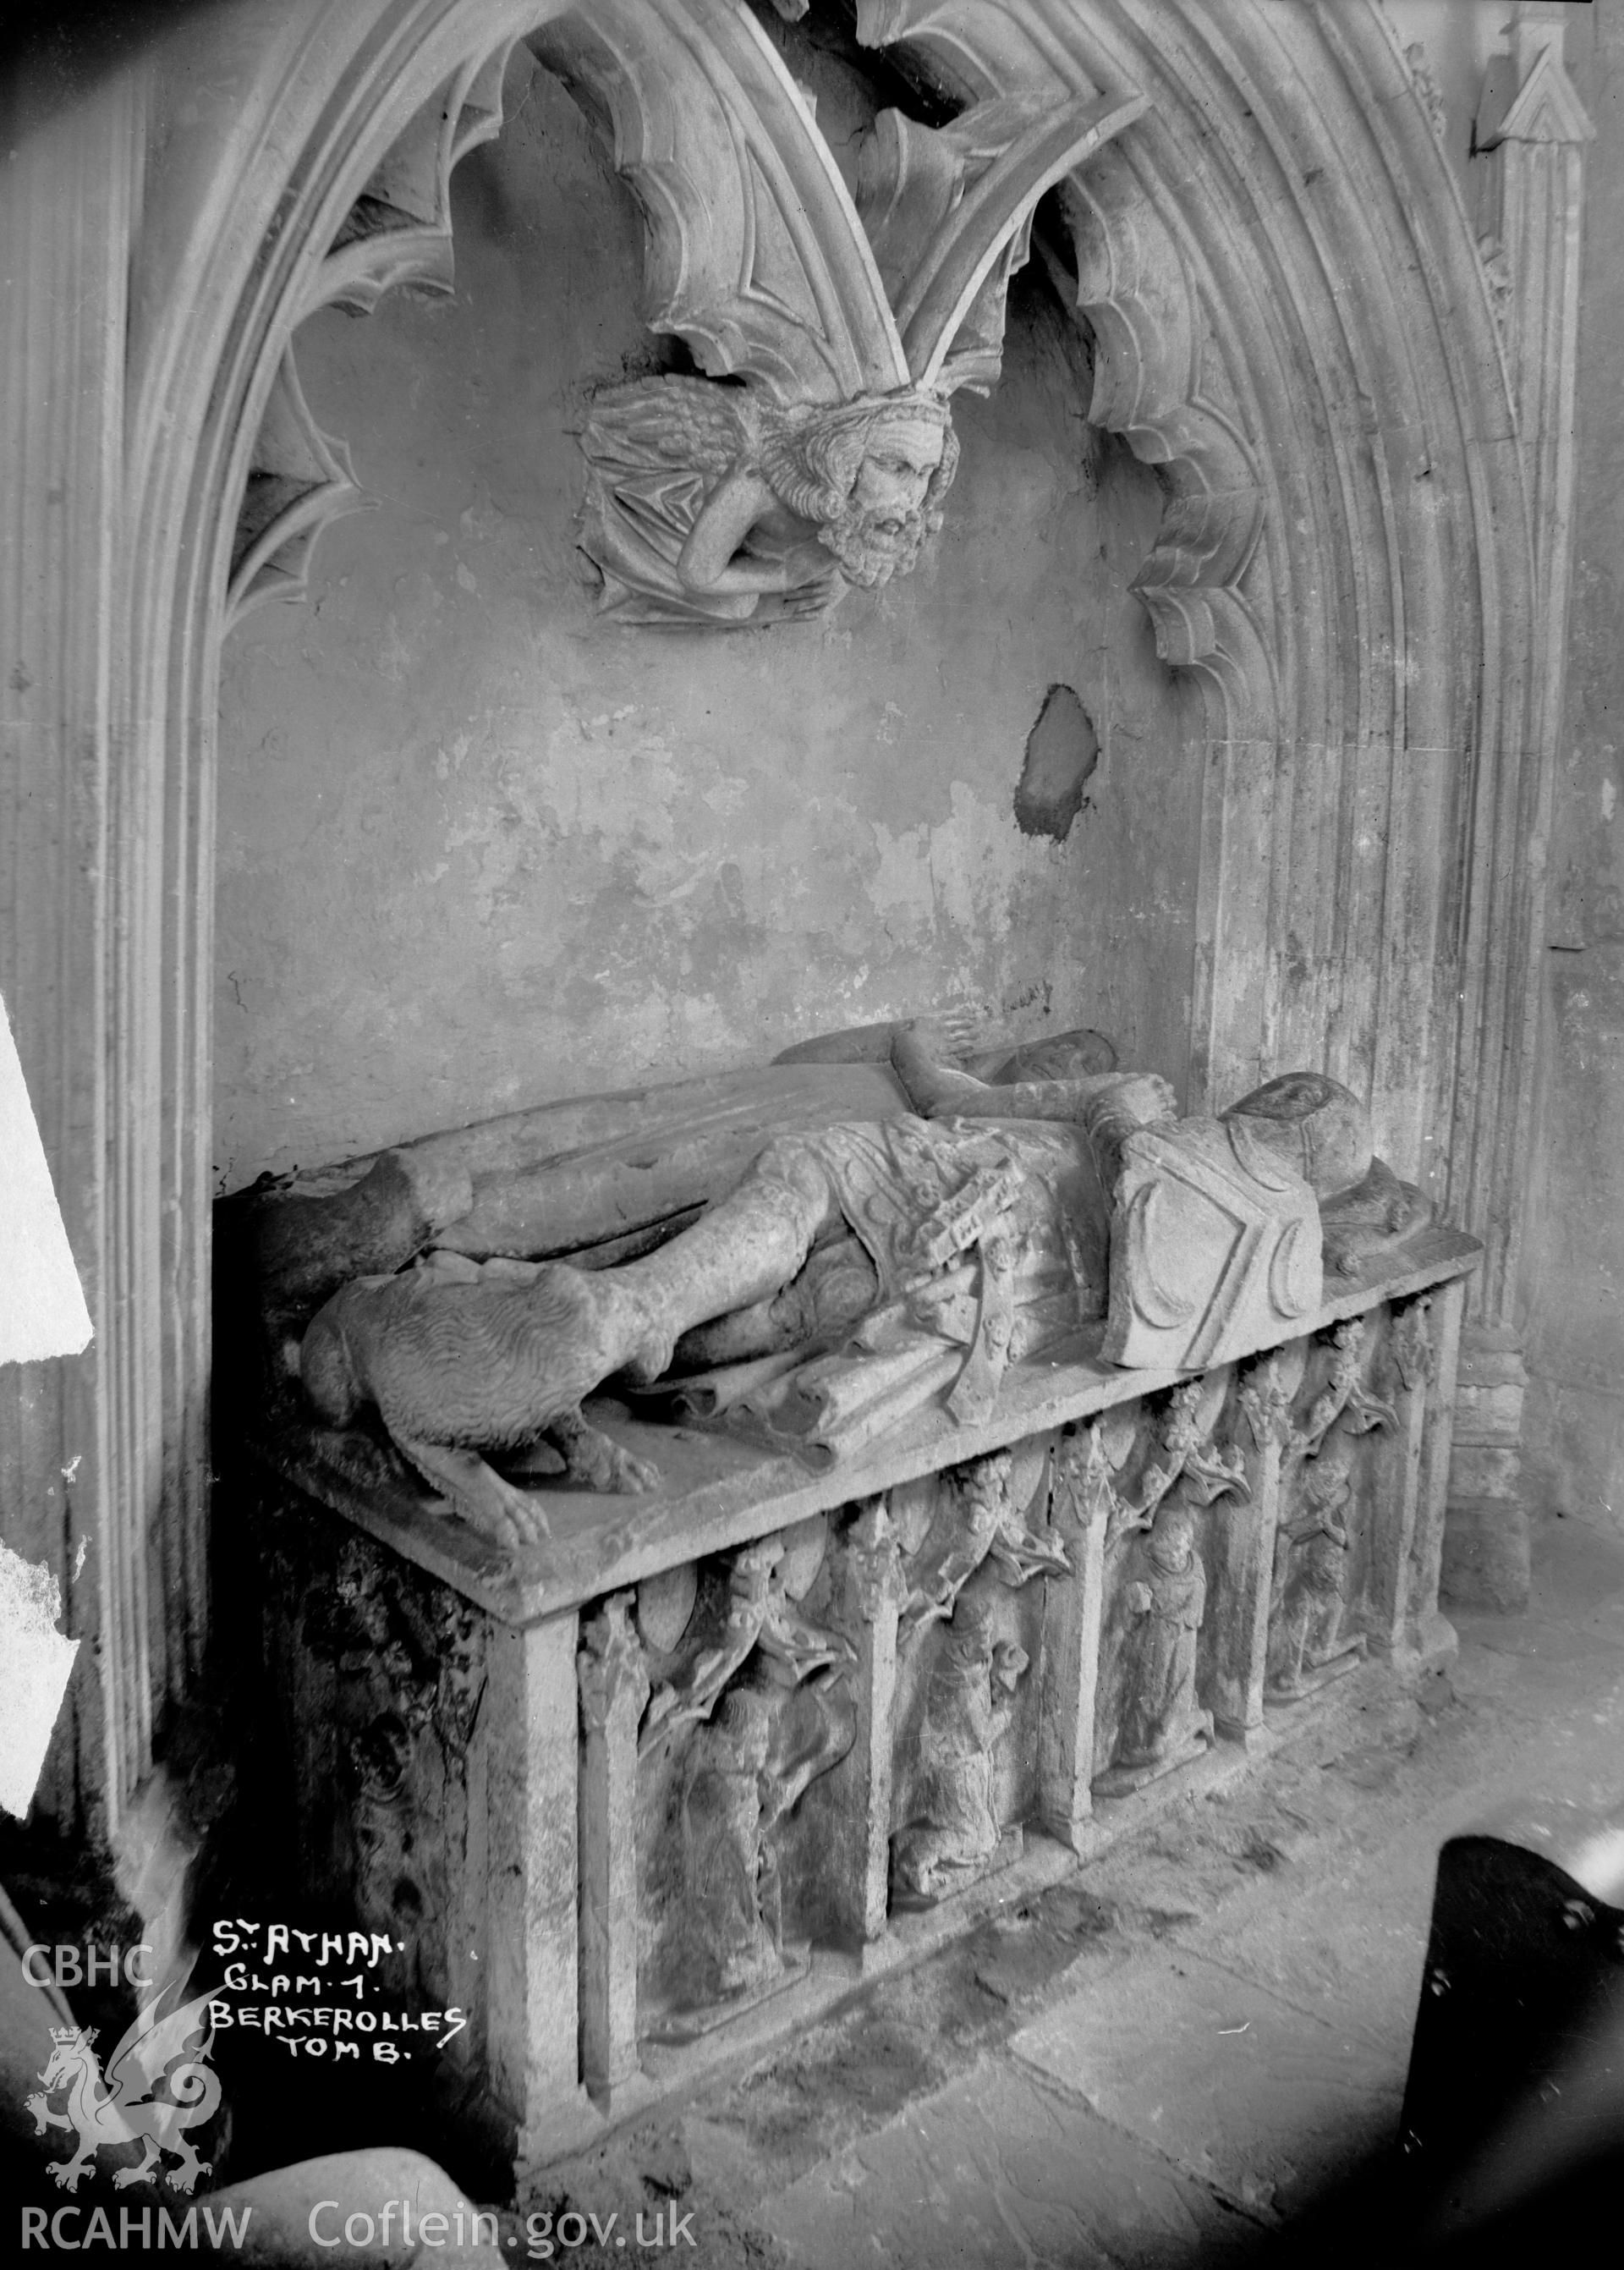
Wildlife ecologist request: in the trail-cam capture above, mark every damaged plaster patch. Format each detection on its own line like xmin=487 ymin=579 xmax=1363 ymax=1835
xmin=0 ymin=1540 xmax=80 ymax=1817
xmin=1014 ymin=684 xmax=1099 ymax=843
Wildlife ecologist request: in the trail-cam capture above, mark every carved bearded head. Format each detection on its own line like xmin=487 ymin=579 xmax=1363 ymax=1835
xmin=762 ymin=389 xmax=959 ymax=587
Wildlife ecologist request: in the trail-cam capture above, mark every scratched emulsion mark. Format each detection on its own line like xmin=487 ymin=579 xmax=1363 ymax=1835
xmin=0 ymin=1540 xmax=80 ymax=1816
xmin=0 ymin=988 xmax=93 ymax=1364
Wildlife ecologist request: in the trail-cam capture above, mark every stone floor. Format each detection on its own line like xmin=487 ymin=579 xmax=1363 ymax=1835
xmin=526 ymin=1512 xmax=1624 ymax=2269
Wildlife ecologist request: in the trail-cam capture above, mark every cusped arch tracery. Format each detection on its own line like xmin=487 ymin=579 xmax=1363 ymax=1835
xmin=225 ymin=33 xmax=526 ymax=628
xmin=224 ymin=0 xmax=1256 ymax=719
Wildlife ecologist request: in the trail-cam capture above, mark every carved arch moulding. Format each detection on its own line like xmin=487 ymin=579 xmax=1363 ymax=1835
xmin=68 ymin=0 xmax=1538 ymax=1819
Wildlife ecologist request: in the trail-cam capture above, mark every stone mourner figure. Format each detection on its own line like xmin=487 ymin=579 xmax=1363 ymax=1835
xmin=294 ymin=1019 xmax=1429 ymax=1553
xmin=891 ymin=1595 xmax=1028 ymax=1907
xmin=1094 ymin=1496 xmax=1214 ymax=1796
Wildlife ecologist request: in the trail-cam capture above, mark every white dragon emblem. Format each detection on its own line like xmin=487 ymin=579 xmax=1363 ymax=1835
xmin=25 ymin=1981 xmax=222 ymax=2193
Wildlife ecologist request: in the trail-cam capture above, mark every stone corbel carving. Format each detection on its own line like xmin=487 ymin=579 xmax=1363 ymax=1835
xmin=539 ymin=0 xmax=1145 ymax=624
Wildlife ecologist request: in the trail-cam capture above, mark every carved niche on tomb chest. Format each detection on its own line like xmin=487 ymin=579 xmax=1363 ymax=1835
xmin=632 ymin=1515 xmax=859 ymax=2037
xmin=1088 ymin=1374 xmax=1247 ymax=1797
xmin=1255 ymin=1316 xmax=1399 ymax=1704
xmin=886 ymin=1445 xmax=1063 ymax=1906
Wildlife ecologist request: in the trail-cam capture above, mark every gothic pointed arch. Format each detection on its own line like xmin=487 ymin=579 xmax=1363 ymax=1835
xmin=80 ymin=0 xmax=1539 ymax=1817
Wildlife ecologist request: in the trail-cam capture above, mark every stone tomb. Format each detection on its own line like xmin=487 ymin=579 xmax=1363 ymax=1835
xmin=244 ymin=1181 xmax=1475 ymax=2174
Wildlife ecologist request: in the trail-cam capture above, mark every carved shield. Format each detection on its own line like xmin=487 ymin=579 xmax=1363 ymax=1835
xmin=1103 ymin=1119 xmax=1323 ymax=1371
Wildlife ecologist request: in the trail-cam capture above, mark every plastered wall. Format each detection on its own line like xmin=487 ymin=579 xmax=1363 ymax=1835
xmin=213 ymin=47 xmax=1199 ymax=1193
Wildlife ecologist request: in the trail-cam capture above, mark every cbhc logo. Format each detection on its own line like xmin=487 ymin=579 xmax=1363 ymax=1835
xmin=21 ymin=1945 xmax=156 ymax=1988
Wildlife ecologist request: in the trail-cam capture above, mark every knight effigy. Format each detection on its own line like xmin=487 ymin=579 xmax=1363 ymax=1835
xmin=243 ymin=1011 xmax=1434 ymax=1559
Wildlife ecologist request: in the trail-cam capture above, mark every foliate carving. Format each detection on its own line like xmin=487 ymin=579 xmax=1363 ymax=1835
xmin=1391 ymin=1298 xmax=1437 ymax=1394
xmin=845 ymin=1498 xmax=907 ymax=1624
xmin=579 ymin=1593 xmax=650 ymax=1735
xmin=1094 ymin=1497 xmax=1214 ymax=1797
xmin=327 ymin=1533 xmax=486 ymax=1751
xmin=1240 ymin=1355 xmax=1297 ymax=1454
xmin=1051 ymin=1410 xmax=1136 ymax=1536
xmin=1402 ymin=43 xmax=1450 ymax=146
xmin=268 ymin=1519 xmax=486 ymax=1992
xmin=988 ymin=1487 xmax=1071 ymax=1588
xmin=891 ymin=1595 xmax=1028 ymax=1905
xmin=1476 ymin=235 xmax=1515 ymax=340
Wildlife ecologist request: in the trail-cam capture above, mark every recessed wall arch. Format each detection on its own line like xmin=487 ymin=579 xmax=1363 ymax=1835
xmin=69 ymin=0 xmax=1537 ymax=1819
